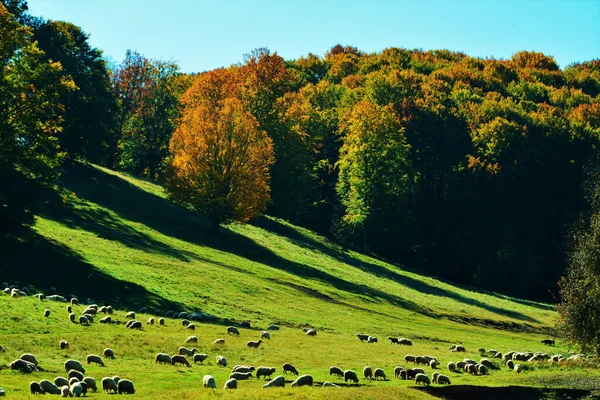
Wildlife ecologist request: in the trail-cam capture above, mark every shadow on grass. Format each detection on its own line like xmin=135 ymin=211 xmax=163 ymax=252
xmin=414 ymin=385 xmax=596 ymax=400
xmin=252 ymin=217 xmax=540 ymax=323
xmin=0 ymin=230 xmax=187 ymax=312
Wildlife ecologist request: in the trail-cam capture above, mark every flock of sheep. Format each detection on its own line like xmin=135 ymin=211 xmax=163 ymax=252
xmin=1 ymin=282 xmax=597 ymax=396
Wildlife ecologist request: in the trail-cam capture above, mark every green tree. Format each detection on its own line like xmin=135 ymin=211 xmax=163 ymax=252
xmin=0 ymin=4 xmax=74 ymax=233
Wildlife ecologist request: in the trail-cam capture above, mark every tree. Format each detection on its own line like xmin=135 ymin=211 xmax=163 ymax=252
xmin=165 ymin=97 xmax=274 ymax=229
xmin=336 ymin=100 xmax=414 ymax=252
xmin=0 ymin=4 xmax=74 ymax=233
xmin=558 ymin=173 xmax=600 ymax=355
xmin=33 ymin=19 xmax=118 ymax=165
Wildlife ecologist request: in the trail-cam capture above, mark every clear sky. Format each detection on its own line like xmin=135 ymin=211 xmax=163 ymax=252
xmin=27 ymin=0 xmax=600 ymax=73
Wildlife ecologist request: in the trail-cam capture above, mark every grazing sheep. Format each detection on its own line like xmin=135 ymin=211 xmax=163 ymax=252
xmin=467 ymin=364 xmax=478 ymax=375
xmin=171 ymin=355 xmax=191 ymax=367
xmin=203 ymin=375 xmax=216 ymax=389
xmin=291 ymin=374 xmax=313 ymax=387
xmin=83 ymin=308 xmax=96 ymax=316
xmin=463 ymin=358 xmax=477 ymax=365
xmin=69 ymin=377 xmax=80 ymax=385
xmin=322 ymin=381 xmax=340 ymax=387
xmin=330 ymin=366 xmax=344 ymax=377
xmin=407 ymin=369 xmax=425 ymax=379
xmin=103 ymin=348 xmax=115 ymax=359
xmin=44 ymin=309 xmax=51 ymax=317
xmin=181 ymin=319 xmax=190 ymax=327
xmin=229 ymin=372 xmax=252 ymax=380
xmin=185 ymin=336 xmax=198 ymax=344
xmin=193 ymin=353 xmax=209 ymax=364
xmin=367 ymin=336 xmax=377 ymax=343
xmin=125 ymin=311 xmax=135 ymax=319
xmin=70 ymin=298 xmax=78 ymax=305
xmin=213 ymin=338 xmax=225 ymax=345
xmin=40 ymin=380 xmax=61 ymax=394
xmin=356 ymin=333 xmax=370 ymax=342
xmin=432 ymin=372 xmax=440 ymax=384
xmin=283 ymin=363 xmax=298 ymax=375
xmin=504 ymin=351 xmax=516 ymax=362
xmin=60 ymin=385 xmax=69 ymax=397
xmin=186 ymin=324 xmax=195 ymax=331
xmin=64 ymin=360 xmax=85 ymax=374
xmin=99 ymin=306 xmax=107 ymax=313
xmin=448 ymin=362 xmax=456 ymax=372
xmin=10 ymin=359 xmax=37 ymax=373
xmin=430 ymin=359 xmax=440 ymax=369
xmin=456 ymin=361 xmax=467 ymax=369
xmin=69 ymin=382 xmax=83 ymax=397
xmin=267 ymin=325 xmax=280 ymax=330
xmin=129 ymin=321 xmax=142 ymax=330
xmin=47 ymin=295 xmax=67 ymax=302
xmin=453 ymin=345 xmax=467 ymax=352
xmin=30 ymin=381 xmax=45 ymax=395
xmin=405 ymin=355 xmax=416 ymax=363
xmin=20 ymin=353 xmax=39 ymax=366
xmin=394 ymin=366 xmax=404 ymax=378
xmin=224 ymin=378 xmax=237 ymax=389
xmin=388 ymin=336 xmax=400 ymax=344
xmin=514 ymin=364 xmax=522 ymax=374
xmin=344 ymin=370 xmax=359 ymax=383
xmin=506 ymin=359 xmax=515 ymax=369
xmin=79 ymin=315 xmax=89 ymax=325
xmin=374 ymin=368 xmax=386 ymax=380
xmin=59 ymin=340 xmax=69 ymax=349
xmin=178 ymin=347 xmax=197 ymax=356
xmin=155 ymin=353 xmax=172 ymax=364
xmin=415 ymin=356 xmax=429 ymax=366
xmin=216 ymin=356 xmax=227 ymax=367
xmin=69 ymin=313 xmax=76 ymax=323
xmin=82 ymin=377 xmax=97 ymax=392
xmin=247 ymin=339 xmax=262 ymax=348
xmin=261 ymin=331 xmax=271 ymax=340
xmin=68 ymin=370 xmax=84 ymax=381
xmin=87 ymin=354 xmax=105 ymax=367
xmin=118 ymin=379 xmax=135 ymax=394
xmin=477 ymin=364 xmax=488 ymax=375
xmin=147 ymin=318 xmax=154 ymax=325
xmin=542 ymin=339 xmax=555 ymax=346
xmin=399 ymin=338 xmax=413 ymax=346
xmin=415 ymin=373 xmax=431 ymax=386
xmin=306 ymin=329 xmax=317 ymax=336
xmin=480 ymin=358 xmax=497 ymax=370
xmin=437 ymin=374 xmax=451 ymax=385
xmin=54 ymin=377 xmax=69 ymax=387
xmin=227 ymin=326 xmax=240 ymax=335
xmin=99 ymin=316 xmax=111 ymax=324
xmin=232 ymin=365 xmax=255 ymax=373
xmin=102 ymin=378 xmax=117 ymax=394
xmin=157 ymin=317 xmax=164 ymax=325
xmin=256 ymin=366 xmax=277 ymax=379
xmin=478 ymin=347 xmax=486 ymax=353
xmin=494 ymin=352 xmax=503 ymax=359
xmin=263 ymin=375 xmax=285 ymax=388
xmin=363 ymin=366 xmax=373 ymax=379
xmin=107 ymin=306 xmax=114 ymax=314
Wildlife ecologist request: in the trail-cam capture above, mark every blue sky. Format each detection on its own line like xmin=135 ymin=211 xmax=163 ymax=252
xmin=28 ymin=0 xmax=600 ymax=72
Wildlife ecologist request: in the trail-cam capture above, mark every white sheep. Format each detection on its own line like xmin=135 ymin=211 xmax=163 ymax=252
xmin=20 ymin=353 xmax=38 ymax=366
xmin=261 ymin=331 xmax=271 ymax=340
xmin=186 ymin=323 xmax=195 ymax=330
xmin=155 ymin=353 xmax=171 ymax=364
xmin=344 ymin=370 xmax=359 ymax=383
xmin=39 ymin=379 xmax=61 ymax=394
xmin=437 ymin=374 xmax=451 ymax=385
xmin=256 ymin=366 xmax=276 ymax=379
xmin=54 ymin=377 xmax=69 ymax=387
xmin=305 ymin=329 xmax=317 ymax=336
xmin=448 ymin=361 xmax=456 ymax=372
xmin=394 ymin=366 xmax=404 ymax=378
xmin=69 ymin=313 xmax=76 ymax=323
xmin=101 ymin=377 xmax=117 ymax=394
xmin=178 ymin=347 xmax=197 ymax=356
xmin=223 ymin=378 xmax=237 ymax=389
xmin=158 ymin=318 xmax=165 ymax=325
xmin=213 ymin=338 xmax=225 ymax=345
xmin=330 ymin=366 xmax=344 ymax=377
xmin=374 ymin=368 xmax=386 ymax=380
xmin=282 ymin=363 xmax=298 ymax=375
xmin=203 ymin=375 xmax=216 ymax=389
xmin=59 ymin=340 xmax=69 ymax=350
xmin=82 ymin=377 xmax=97 ymax=392
xmin=44 ymin=309 xmax=51 ymax=317
xmin=103 ymin=348 xmax=115 ymax=359
xmin=29 ymin=381 xmax=44 ymax=395
xmin=69 ymin=382 xmax=83 ymax=397
xmin=117 ymin=379 xmax=135 ymax=394
xmin=227 ymin=326 xmax=240 ymax=335
xmin=171 ymin=355 xmax=191 ymax=367
xmin=229 ymin=372 xmax=252 ymax=380
xmin=291 ymin=374 xmax=313 ymax=387
xmin=247 ymin=339 xmax=262 ymax=348
xmin=125 ymin=311 xmax=135 ymax=319
xmin=68 ymin=370 xmax=84 ymax=381
xmin=263 ymin=375 xmax=285 ymax=388
xmin=193 ymin=353 xmax=209 ymax=364
xmin=60 ymin=385 xmax=69 ymax=397
xmin=363 ymin=366 xmax=373 ymax=379
xmin=322 ymin=381 xmax=340 ymax=387
xmin=86 ymin=354 xmax=105 ymax=367
xmin=216 ymin=355 xmax=227 ymax=367
xmin=64 ymin=359 xmax=85 ymax=374
xmin=147 ymin=318 xmax=154 ymax=325
xmin=367 ymin=335 xmax=378 ymax=343
xmin=129 ymin=321 xmax=142 ymax=330
xmin=415 ymin=373 xmax=431 ymax=386
xmin=184 ymin=336 xmax=198 ymax=344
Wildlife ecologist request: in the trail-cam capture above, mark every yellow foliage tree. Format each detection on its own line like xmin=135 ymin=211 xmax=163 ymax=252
xmin=165 ymin=97 xmax=274 ymax=229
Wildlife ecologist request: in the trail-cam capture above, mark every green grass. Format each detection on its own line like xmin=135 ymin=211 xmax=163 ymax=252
xmin=0 ymin=161 xmax=598 ymax=399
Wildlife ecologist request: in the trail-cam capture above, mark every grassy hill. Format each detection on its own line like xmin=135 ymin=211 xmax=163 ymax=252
xmin=0 ymin=161 xmax=598 ymax=399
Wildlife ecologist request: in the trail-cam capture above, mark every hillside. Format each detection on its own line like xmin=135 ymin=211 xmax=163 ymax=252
xmin=1 ymin=161 xmax=599 ymax=399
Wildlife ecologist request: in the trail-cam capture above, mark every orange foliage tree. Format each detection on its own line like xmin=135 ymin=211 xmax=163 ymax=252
xmin=165 ymin=96 xmax=274 ymax=228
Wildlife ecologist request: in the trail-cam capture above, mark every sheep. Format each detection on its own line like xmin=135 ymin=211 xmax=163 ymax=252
xmin=267 ymin=325 xmax=280 ymax=330
xmin=542 ymin=339 xmax=555 ymax=346
xmin=101 ymin=378 xmax=117 ymax=394
xmin=47 ymin=294 xmax=67 ymax=302
xmin=261 ymin=331 xmax=271 ymax=340
xmin=64 ymin=359 xmax=85 ymax=374
xmin=529 ymin=353 xmax=549 ymax=362
xmin=87 ymin=354 xmax=105 ymax=367
xmin=466 ymin=364 xmax=478 ymax=375
xmin=79 ymin=315 xmax=89 ymax=325
xmin=42 ymin=308 xmax=51 ymax=317
xmin=224 ymin=378 xmax=237 ymax=389
xmin=330 ymin=366 xmax=344 ymax=377
xmin=129 ymin=321 xmax=142 ymax=330
xmin=478 ymin=347 xmax=486 ymax=353
xmin=155 ymin=353 xmax=171 ymax=364
xmin=493 ymin=352 xmax=503 ymax=359
xmin=463 ymin=358 xmax=477 ymax=365
xmin=344 ymin=370 xmax=359 ymax=383
xmin=263 ymin=375 xmax=285 ymax=388
xmin=20 ymin=353 xmax=39 ymax=365
xmin=374 ymin=368 xmax=386 ymax=380
xmin=60 ymin=385 xmax=69 ymax=397
xmin=203 ymin=375 xmax=216 ymax=389
xmin=283 ymin=363 xmax=299 ymax=375
xmin=405 ymin=355 xmax=416 ymax=363
xmin=30 ymin=381 xmax=45 ymax=395
xmin=415 ymin=356 xmax=429 ymax=366
xmin=54 ymin=377 xmax=69 ymax=387
xmin=227 ymin=326 xmax=240 ymax=335
xmin=178 ymin=347 xmax=197 ymax=356
xmin=232 ymin=365 xmax=255 ymax=373
xmin=480 ymin=358 xmax=497 ymax=370
xmin=291 ymin=374 xmax=313 ymax=387
xmin=367 ymin=335 xmax=378 ymax=343
xmin=158 ymin=318 xmax=165 ymax=325
xmin=394 ymin=366 xmax=404 ymax=378
xmin=506 ymin=359 xmax=515 ymax=369
xmin=453 ymin=345 xmax=467 ymax=352
xmin=213 ymin=338 xmax=225 ymax=345
xmin=69 ymin=313 xmax=76 ymax=323
xmin=82 ymin=377 xmax=97 ymax=392
xmin=415 ymin=373 xmax=431 ymax=386
xmin=40 ymin=380 xmax=62 ymax=394
xmin=399 ymin=338 xmax=413 ymax=346
xmin=356 ymin=333 xmax=370 ymax=342
xmin=185 ymin=336 xmax=198 ymax=344
xmin=125 ymin=311 xmax=135 ymax=319
xmin=99 ymin=316 xmax=111 ymax=324
xmin=432 ymin=371 xmax=440 ymax=384
xmin=256 ymin=366 xmax=277 ymax=379
xmin=59 ymin=340 xmax=69 ymax=349
xmin=388 ymin=336 xmax=400 ymax=344
xmin=448 ymin=361 xmax=456 ymax=372
xmin=504 ymin=351 xmax=516 ymax=362
xmin=456 ymin=361 xmax=467 ymax=369
xmin=247 ymin=339 xmax=262 ymax=348
xmin=229 ymin=372 xmax=252 ymax=380
xmin=69 ymin=382 xmax=83 ymax=397
xmin=181 ymin=319 xmax=190 ymax=327
xmin=216 ymin=355 xmax=227 ymax=367
xmin=363 ymin=366 xmax=373 ymax=379
xmin=83 ymin=307 xmax=96 ymax=316
xmin=118 ymin=379 xmax=135 ymax=394
xmin=407 ymin=368 xmax=425 ymax=379
xmin=171 ymin=355 xmax=191 ymax=367
xmin=514 ymin=364 xmax=522 ymax=374
xmin=99 ymin=306 xmax=107 ymax=313
xmin=83 ymin=314 xmax=94 ymax=323
xmin=430 ymin=359 xmax=440 ymax=369
xmin=69 ymin=377 xmax=80 ymax=385
xmin=100 ymin=348 xmax=114 ymax=359
xmin=305 ymin=329 xmax=317 ymax=336
xmin=437 ymin=374 xmax=451 ymax=385
xmin=193 ymin=353 xmax=209 ymax=364
xmin=147 ymin=318 xmax=154 ymax=325
xmin=477 ymin=364 xmax=488 ymax=375
xmin=10 ymin=359 xmax=39 ymax=373
xmin=322 ymin=381 xmax=340 ymax=387
xmin=186 ymin=324 xmax=196 ymax=331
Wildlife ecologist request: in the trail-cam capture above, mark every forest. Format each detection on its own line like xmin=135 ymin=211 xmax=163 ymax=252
xmin=2 ymin=0 xmax=599 ymax=303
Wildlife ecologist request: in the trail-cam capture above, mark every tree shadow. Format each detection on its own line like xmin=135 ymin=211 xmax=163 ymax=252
xmin=0 ymin=230 xmax=187 ymax=312
xmin=415 ymin=385 xmax=594 ymax=400
xmin=252 ymin=217 xmax=540 ymax=323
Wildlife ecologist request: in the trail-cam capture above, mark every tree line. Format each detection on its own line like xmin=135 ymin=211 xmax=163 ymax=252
xmin=2 ymin=1 xmax=599 ymax=305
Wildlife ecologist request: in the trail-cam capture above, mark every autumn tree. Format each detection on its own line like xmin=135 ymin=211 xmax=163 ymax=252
xmin=0 ymin=3 xmax=74 ymax=233
xmin=165 ymin=97 xmax=274 ymax=229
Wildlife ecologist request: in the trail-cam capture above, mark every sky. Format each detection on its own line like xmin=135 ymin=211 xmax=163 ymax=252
xmin=27 ymin=0 xmax=600 ymax=73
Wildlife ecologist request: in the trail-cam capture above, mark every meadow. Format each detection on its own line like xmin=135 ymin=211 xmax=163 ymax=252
xmin=0 ymin=162 xmax=598 ymax=399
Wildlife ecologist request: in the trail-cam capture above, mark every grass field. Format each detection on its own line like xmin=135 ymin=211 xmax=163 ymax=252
xmin=0 ymin=161 xmax=599 ymax=399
